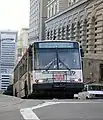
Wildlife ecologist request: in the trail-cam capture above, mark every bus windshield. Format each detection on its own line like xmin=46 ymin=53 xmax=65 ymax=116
xmin=35 ymin=48 xmax=81 ymax=70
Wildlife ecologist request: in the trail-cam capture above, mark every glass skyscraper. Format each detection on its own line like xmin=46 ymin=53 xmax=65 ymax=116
xmin=0 ymin=31 xmax=17 ymax=92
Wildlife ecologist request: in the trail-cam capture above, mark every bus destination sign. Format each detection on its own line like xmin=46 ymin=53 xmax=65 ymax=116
xmin=39 ymin=42 xmax=75 ymax=48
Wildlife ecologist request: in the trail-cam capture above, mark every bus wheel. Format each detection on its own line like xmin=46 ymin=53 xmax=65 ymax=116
xmin=15 ymin=89 xmax=17 ymax=97
xmin=24 ymin=81 xmax=28 ymax=99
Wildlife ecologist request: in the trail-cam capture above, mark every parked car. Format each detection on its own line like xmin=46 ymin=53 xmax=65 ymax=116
xmin=78 ymin=83 xmax=103 ymax=99
xmin=3 ymin=85 xmax=13 ymax=96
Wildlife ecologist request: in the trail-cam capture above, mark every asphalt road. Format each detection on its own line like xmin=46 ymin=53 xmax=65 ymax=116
xmin=33 ymin=100 xmax=103 ymax=120
xmin=0 ymin=94 xmax=44 ymax=120
xmin=0 ymin=94 xmax=103 ymax=120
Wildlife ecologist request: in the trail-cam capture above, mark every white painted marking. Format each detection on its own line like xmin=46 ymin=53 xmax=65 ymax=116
xmin=31 ymin=102 xmax=58 ymax=110
xmin=20 ymin=108 xmax=40 ymax=120
xmin=20 ymin=101 xmax=103 ymax=120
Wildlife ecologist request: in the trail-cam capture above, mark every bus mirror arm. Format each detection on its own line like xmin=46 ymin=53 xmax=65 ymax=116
xmin=80 ymin=48 xmax=84 ymax=57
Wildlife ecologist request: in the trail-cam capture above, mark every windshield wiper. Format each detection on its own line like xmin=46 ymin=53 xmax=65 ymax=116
xmin=44 ymin=50 xmax=71 ymax=71
xmin=58 ymin=58 xmax=71 ymax=71
xmin=44 ymin=58 xmax=56 ymax=71
xmin=56 ymin=48 xmax=71 ymax=71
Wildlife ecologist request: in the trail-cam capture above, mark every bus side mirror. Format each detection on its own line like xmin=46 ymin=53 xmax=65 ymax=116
xmin=80 ymin=48 xmax=84 ymax=57
xmin=82 ymin=88 xmax=87 ymax=92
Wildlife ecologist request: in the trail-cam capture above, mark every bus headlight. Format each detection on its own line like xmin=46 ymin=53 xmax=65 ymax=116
xmin=74 ymin=78 xmax=82 ymax=82
xmin=74 ymin=79 xmax=79 ymax=82
xmin=78 ymin=78 xmax=82 ymax=82
xmin=39 ymin=80 xmax=44 ymax=83
xmin=35 ymin=79 xmax=44 ymax=83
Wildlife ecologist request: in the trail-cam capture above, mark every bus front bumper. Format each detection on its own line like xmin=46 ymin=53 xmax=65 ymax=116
xmin=32 ymin=82 xmax=84 ymax=93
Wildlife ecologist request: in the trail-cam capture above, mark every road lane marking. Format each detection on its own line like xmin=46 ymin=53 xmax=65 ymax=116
xmin=20 ymin=101 xmax=103 ymax=120
xmin=20 ymin=108 xmax=40 ymax=120
xmin=31 ymin=101 xmax=58 ymax=110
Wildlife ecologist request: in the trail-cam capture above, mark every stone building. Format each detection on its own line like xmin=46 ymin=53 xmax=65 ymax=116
xmin=45 ymin=0 xmax=103 ymax=83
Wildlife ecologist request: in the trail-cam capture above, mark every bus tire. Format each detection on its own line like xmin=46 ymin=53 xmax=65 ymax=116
xmin=15 ymin=89 xmax=17 ymax=97
xmin=24 ymin=81 xmax=28 ymax=99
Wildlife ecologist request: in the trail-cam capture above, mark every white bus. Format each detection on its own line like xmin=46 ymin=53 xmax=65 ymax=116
xmin=13 ymin=40 xmax=84 ymax=98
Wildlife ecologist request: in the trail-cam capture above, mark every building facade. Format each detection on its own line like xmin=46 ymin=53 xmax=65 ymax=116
xmin=45 ymin=0 xmax=103 ymax=83
xmin=0 ymin=31 xmax=17 ymax=91
xmin=17 ymin=28 xmax=29 ymax=62
xmin=47 ymin=0 xmax=78 ymax=18
xmin=29 ymin=0 xmax=48 ymax=44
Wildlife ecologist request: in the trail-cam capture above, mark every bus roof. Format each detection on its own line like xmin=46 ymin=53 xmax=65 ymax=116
xmin=31 ymin=40 xmax=80 ymax=46
xmin=32 ymin=40 xmax=79 ymax=43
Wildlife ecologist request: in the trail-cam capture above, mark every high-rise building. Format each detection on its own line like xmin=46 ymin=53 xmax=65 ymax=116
xmin=29 ymin=0 xmax=48 ymax=44
xmin=0 ymin=30 xmax=17 ymax=91
xmin=17 ymin=28 xmax=29 ymax=62
xmin=45 ymin=0 xmax=103 ymax=83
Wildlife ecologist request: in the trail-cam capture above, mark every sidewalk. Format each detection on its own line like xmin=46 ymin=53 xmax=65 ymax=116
xmin=0 ymin=94 xmax=45 ymax=112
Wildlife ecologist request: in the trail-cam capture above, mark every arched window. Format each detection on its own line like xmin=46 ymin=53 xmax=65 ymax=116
xmin=70 ymin=23 xmax=75 ymax=40
xmin=66 ymin=25 xmax=70 ymax=39
xmin=62 ymin=26 xmax=66 ymax=40
xmin=50 ymin=30 xmax=53 ymax=40
xmin=47 ymin=31 xmax=49 ymax=39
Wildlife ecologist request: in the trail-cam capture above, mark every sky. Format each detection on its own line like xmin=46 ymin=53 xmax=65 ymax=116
xmin=0 ymin=0 xmax=30 ymax=31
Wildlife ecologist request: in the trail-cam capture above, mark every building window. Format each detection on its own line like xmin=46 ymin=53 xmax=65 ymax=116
xmin=58 ymin=28 xmax=61 ymax=39
xmin=95 ymin=33 xmax=97 ymax=36
xmin=95 ymin=39 xmax=97 ymax=42
xmin=76 ymin=21 xmax=80 ymax=40
xmin=50 ymin=5 xmax=53 ymax=17
xmin=95 ymin=22 xmax=97 ymax=25
xmin=87 ymin=24 xmax=89 ymax=27
xmin=94 ymin=50 xmax=96 ymax=53
xmin=88 ymin=62 xmax=91 ymax=66
xmin=62 ymin=26 xmax=65 ymax=40
xmin=49 ymin=8 xmax=50 ymax=18
xmin=55 ymin=3 xmax=57 ymax=14
xmin=66 ymin=25 xmax=70 ymax=39
xmin=50 ymin=30 xmax=53 ymax=40
xmin=73 ymin=0 xmax=76 ymax=3
xmin=87 ymin=29 xmax=89 ymax=32
xmin=47 ymin=31 xmax=49 ymax=39
xmin=94 ymin=45 xmax=97 ymax=48
xmin=70 ymin=23 xmax=75 ymax=40
xmin=86 ymin=50 xmax=88 ymax=53
xmin=52 ymin=7 xmax=53 ymax=16
xmin=95 ymin=27 xmax=97 ymax=30
xmin=53 ymin=29 xmax=56 ymax=40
